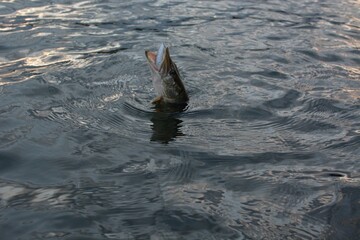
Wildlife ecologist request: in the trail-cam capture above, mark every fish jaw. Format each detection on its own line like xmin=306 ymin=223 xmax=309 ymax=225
xmin=145 ymin=46 xmax=169 ymax=78
xmin=145 ymin=50 xmax=159 ymax=73
xmin=145 ymin=50 xmax=164 ymax=97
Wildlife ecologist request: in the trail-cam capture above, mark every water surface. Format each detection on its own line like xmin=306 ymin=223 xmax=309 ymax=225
xmin=0 ymin=0 xmax=360 ymax=239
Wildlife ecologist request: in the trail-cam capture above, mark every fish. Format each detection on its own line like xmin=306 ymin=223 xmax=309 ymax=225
xmin=145 ymin=43 xmax=188 ymax=105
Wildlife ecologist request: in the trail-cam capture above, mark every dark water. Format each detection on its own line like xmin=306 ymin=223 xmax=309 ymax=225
xmin=0 ymin=0 xmax=360 ymax=239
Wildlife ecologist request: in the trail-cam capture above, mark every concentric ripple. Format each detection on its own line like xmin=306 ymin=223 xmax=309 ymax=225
xmin=0 ymin=0 xmax=359 ymax=239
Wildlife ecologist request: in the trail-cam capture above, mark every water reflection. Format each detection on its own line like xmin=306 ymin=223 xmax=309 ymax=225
xmin=150 ymin=103 xmax=187 ymax=144
xmin=1 ymin=0 xmax=360 ymax=238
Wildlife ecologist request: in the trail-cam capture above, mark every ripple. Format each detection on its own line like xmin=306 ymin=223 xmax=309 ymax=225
xmin=0 ymin=179 xmax=73 ymax=208
xmin=325 ymin=135 xmax=360 ymax=151
xmin=122 ymin=101 xmax=153 ymax=119
xmin=301 ymin=98 xmax=346 ymax=114
xmin=316 ymin=170 xmax=350 ymax=178
xmin=297 ymin=49 xmax=343 ymax=62
xmin=264 ymin=89 xmax=301 ymax=109
xmin=253 ymin=115 xmax=338 ymax=133
xmin=164 ymin=160 xmax=197 ymax=183
xmin=1 ymin=0 xmax=360 ymax=239
xmin=253 ymin=69 xmax=288 ymax=79
xmin=185 ymin=106 xmax=274 ymax=121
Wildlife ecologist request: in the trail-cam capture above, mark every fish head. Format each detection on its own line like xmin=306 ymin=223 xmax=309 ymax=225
xmin=145 ymin=44 xmax=188 ymax=104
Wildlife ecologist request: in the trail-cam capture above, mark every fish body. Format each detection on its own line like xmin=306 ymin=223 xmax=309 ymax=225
xmin=145 ymin=44 xmax=188 ymax=104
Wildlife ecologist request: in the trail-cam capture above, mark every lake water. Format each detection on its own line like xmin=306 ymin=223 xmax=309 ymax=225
xmin=0 ymin=0 xmax=359 ymax=239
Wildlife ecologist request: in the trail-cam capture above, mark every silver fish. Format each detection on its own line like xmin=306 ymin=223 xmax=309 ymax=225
xmin=145 ymin=43 xmax=188 ymax=104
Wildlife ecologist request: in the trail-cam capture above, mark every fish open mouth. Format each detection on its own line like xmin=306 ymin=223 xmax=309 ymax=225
xmin=145 ymin=50 xmax=159 ymax=71
xmin=145 ymin=43 xmax=171 ymax=74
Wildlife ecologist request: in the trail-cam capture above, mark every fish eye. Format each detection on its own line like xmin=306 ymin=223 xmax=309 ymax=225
xmin=169 ymin=69 xmax=176 ymax=76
